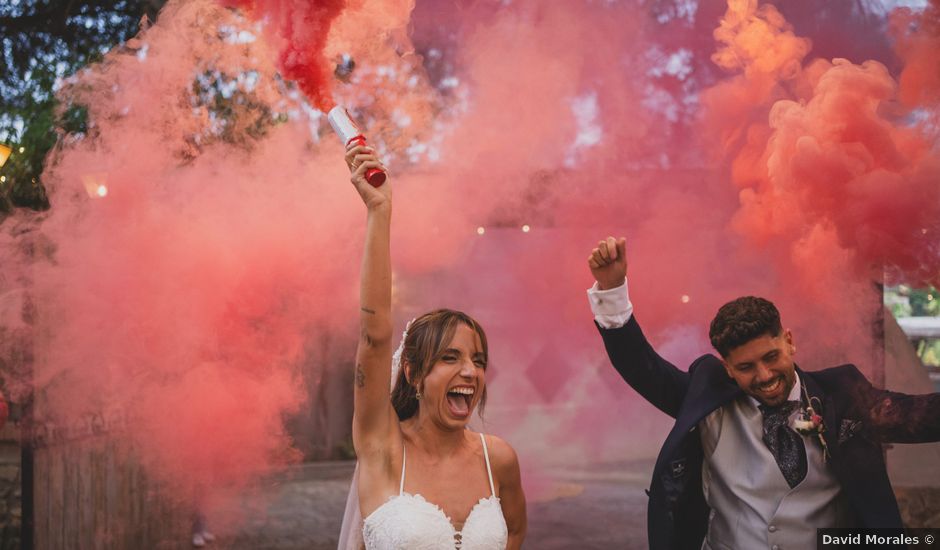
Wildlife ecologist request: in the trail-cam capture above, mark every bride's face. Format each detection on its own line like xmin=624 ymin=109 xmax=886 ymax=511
xmin=419 ymin=323 xmax=487 ymax=430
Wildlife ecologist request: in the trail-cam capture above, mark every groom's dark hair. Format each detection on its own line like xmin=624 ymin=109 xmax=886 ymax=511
xmin=709 ymin=296 xmax=782 ymax=358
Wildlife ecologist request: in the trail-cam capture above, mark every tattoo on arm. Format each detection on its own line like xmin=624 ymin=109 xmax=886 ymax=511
xmin=361 ymin=307 xmax=376 ymax=315
xmin=355 ymin=363 xmax=366 ymax=388
xmin=360 ymin=325 xmax=374 ymax=347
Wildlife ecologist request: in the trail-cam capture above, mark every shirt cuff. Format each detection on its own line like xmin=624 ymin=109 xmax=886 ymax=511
xmin=587 ymin=279 xmax=634 ymax=329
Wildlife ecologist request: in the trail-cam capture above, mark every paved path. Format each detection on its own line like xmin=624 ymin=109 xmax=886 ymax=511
xmin=224 ymin=459 xmax=653 ymax=549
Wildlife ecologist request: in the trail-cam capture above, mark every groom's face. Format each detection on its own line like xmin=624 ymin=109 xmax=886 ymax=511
xmin=722 ymin=330 xmax=797 ymax=407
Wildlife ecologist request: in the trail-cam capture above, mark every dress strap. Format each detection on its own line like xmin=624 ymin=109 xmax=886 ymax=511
xmin=480 ymin=433 xmax=496 ymax=497
xmin=399 ymin=445 xmax=407 ymax=496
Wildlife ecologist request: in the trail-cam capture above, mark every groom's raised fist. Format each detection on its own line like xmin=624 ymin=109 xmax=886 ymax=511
xmin=588 ymin=236 xmax=627 ymax=290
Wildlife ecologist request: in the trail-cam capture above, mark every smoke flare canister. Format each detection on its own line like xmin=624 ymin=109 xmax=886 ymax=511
xmin=327 ymin=107 xmax=386 ymax=187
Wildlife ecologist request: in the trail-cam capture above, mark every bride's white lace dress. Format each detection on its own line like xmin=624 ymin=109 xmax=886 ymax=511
xmin=362 ymin=433 xmax=508 ymax=549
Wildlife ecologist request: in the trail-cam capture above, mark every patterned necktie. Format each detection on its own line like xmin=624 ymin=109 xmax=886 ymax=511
xmin=759 ymin=401 xmax=807 ymax=489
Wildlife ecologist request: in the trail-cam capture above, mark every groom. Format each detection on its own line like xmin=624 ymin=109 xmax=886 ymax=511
xmin=586 ymin=236 xmax=940 ymax=550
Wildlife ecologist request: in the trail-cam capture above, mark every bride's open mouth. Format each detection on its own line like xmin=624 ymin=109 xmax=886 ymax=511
xmin=445 ymin=385 xmax=474 ymax=418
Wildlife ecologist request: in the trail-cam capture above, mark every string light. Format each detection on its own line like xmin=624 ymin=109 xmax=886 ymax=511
xmin=0 ymin=176 xmax=5 ymax=183
xmin=476 ymin=227 xmax=485 ymax=235
xmin=18 ymin=147 xmax=24 ymax=154
xmin=521 ymin=224 xmax=530 ymax=233
xmin=681 ymin=295 xmax=690 ymax=304
xmin=81 ymin=173 xmax=109 ymax=198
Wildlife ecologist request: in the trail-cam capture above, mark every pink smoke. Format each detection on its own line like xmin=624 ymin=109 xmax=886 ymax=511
xmin=15 ymin=0 xmax=364 ymax=527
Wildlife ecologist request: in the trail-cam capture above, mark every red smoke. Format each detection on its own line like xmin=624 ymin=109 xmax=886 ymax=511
xmin=225 ymin=0 xmax=346 ymax=111
xmin=702 ymin=0 xmax=940 ymax=291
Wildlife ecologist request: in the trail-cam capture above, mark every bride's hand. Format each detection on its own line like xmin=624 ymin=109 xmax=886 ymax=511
xmin=345 ymin=142 xmax=390 ymax=211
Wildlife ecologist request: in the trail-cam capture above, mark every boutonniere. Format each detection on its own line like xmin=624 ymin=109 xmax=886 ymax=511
xmin=792 ymin=392 xmax=831 ymax=462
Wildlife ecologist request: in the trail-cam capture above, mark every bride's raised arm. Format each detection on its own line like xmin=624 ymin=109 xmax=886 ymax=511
xmin=345 ymin=143 xmax=396 ymax=456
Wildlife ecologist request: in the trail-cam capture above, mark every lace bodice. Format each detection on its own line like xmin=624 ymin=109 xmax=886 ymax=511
xmin=362 ymin=433 xmax=508 ymax=549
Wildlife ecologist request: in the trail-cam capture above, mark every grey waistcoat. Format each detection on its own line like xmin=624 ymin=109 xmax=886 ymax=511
xmin=700 ymin=399 xmax=851 ymax=550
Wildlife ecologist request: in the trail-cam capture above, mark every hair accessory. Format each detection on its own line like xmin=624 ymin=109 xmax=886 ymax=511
xmin=390 ymin=318 xmax=416 ymax=393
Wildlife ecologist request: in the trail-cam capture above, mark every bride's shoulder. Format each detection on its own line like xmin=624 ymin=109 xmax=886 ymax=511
xmin=478 ymin=433 xmax=520 ymax=477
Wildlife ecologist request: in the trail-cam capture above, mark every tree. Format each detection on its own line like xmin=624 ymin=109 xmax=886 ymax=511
xmin=0 ymin=0 xmax=167 ymax=219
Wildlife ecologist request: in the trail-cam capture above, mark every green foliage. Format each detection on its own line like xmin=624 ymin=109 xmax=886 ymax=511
xmin=919 ymin=340 xmax=940 ymax=367
xmin=886 ymin=285 xmax=940 ymax=368
xmin=909 ymin=287 xmax=940 ymax=317
xmin=0 ymin=0 xmax=166 ymax=220
xmin=59 ymin=104 xmax=89 ymax=136
xmin=190 ymin=70 xmax=281 ymax=151
xmin=886 ymin=286 xmax=939 ymax=318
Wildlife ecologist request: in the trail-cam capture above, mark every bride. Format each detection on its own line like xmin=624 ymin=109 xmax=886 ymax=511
xmin=339 ymin=143 xmax=527 ymax=549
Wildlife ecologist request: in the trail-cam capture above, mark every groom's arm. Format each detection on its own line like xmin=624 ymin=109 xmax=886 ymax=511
xmin=836 ymin=365 xmax=940 ymax=443
xmin=590 ymin=283 xmax=690 ymax=418
xmin=588 ymin=237 xmax=690 ymax=418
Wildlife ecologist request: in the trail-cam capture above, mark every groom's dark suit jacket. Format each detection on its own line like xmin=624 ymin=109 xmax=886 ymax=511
xmin=598 ymin=317 xmax=940 ymax=550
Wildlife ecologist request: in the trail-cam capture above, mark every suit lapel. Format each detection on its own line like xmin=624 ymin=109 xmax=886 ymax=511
xmin=798 ymin=367 xmax=839 ymax=462
xmin=678 ymin=358 xmax=742 ymax=432
xmin=657 ymin=358 xmax=740 ymax=485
